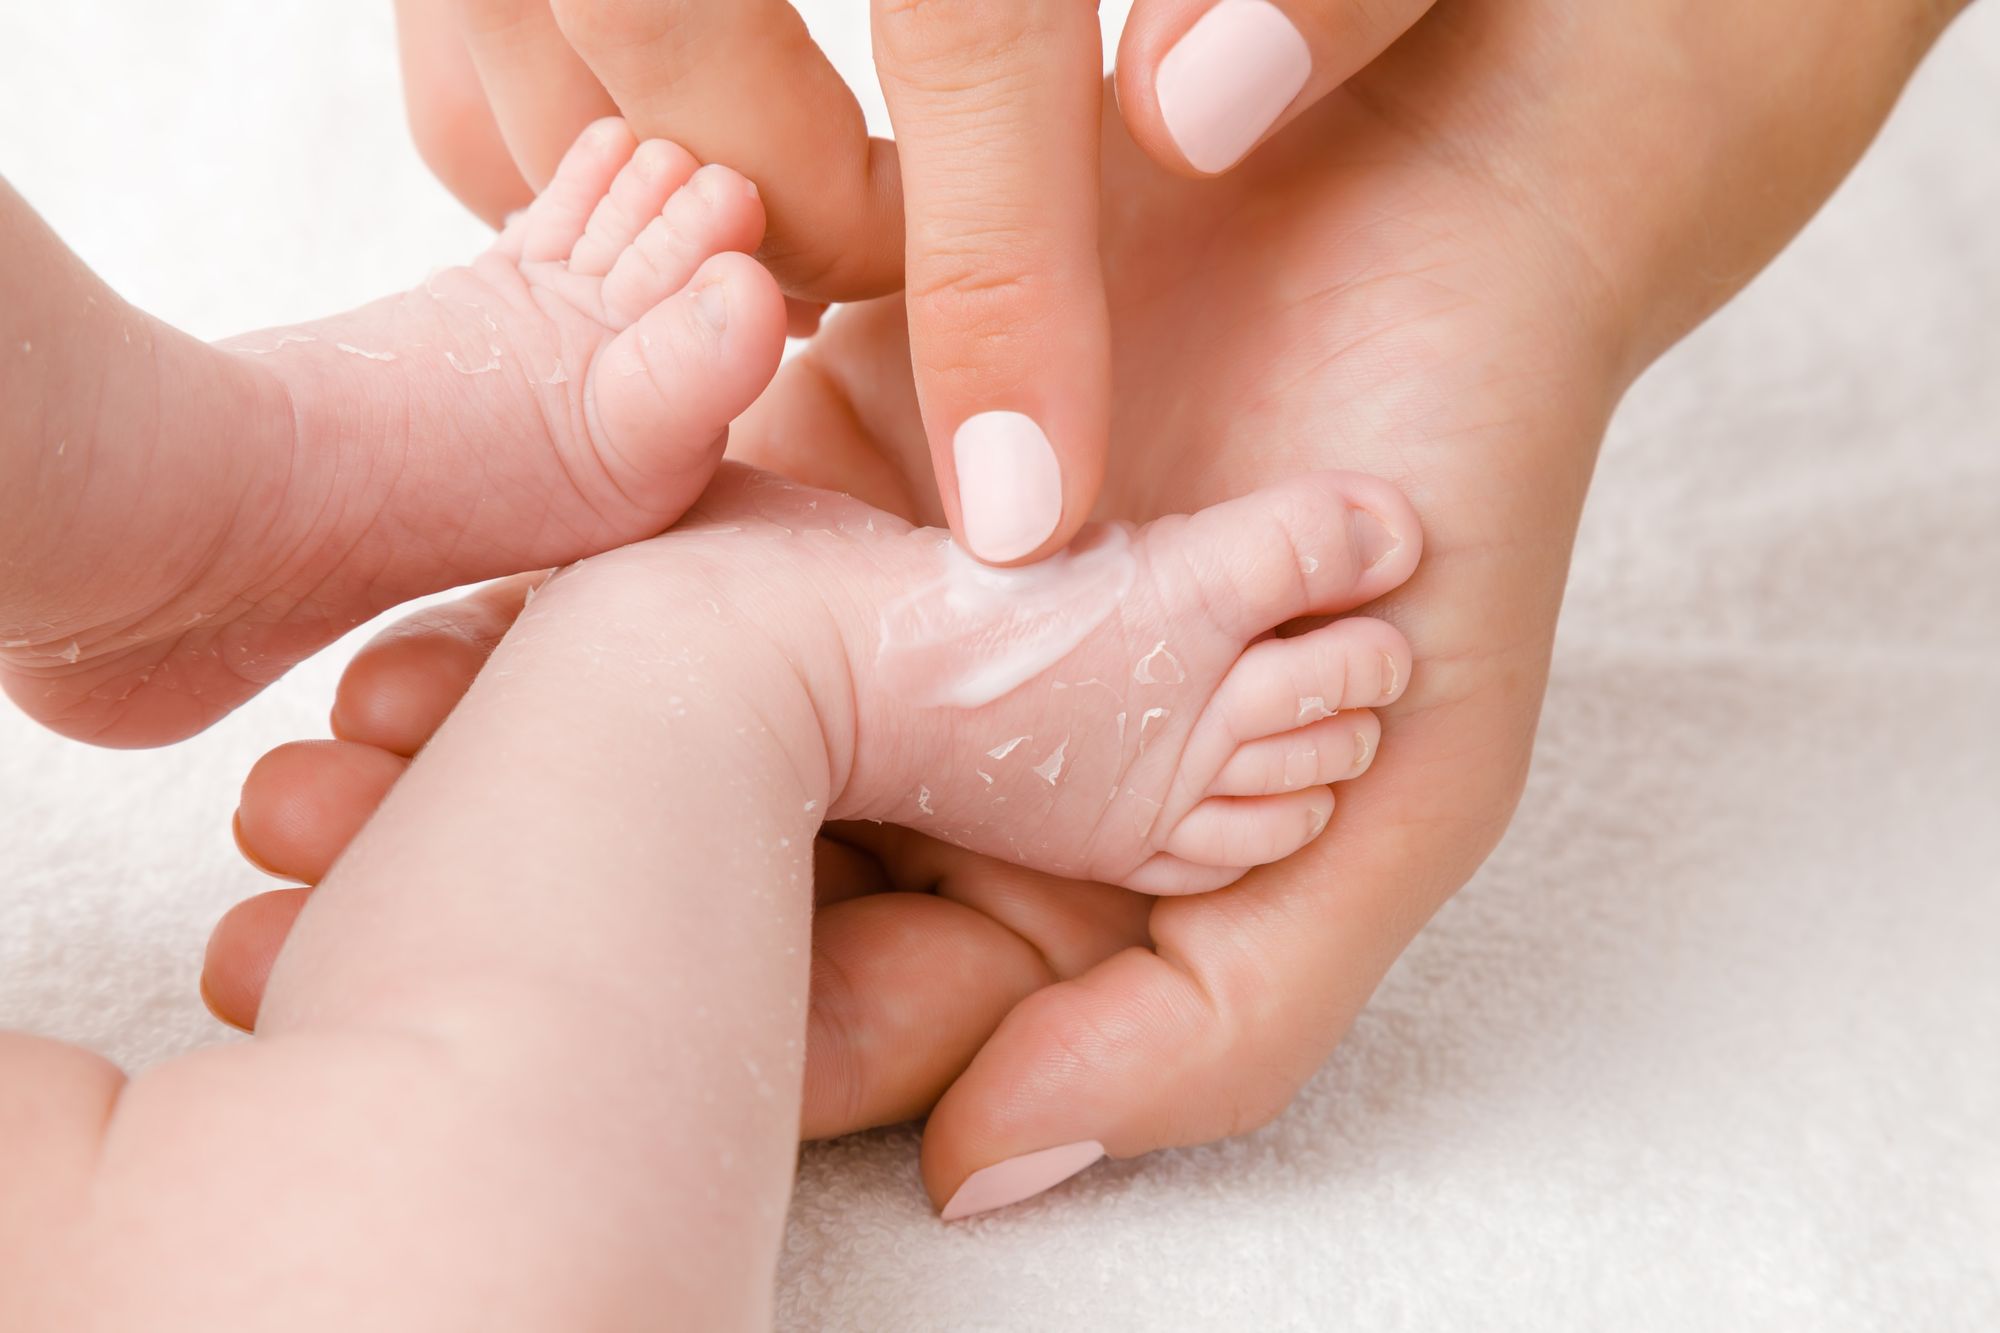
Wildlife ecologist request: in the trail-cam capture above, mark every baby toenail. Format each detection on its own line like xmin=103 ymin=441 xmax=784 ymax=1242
xmin=1353 ymin=729 xmax=1372 ymax=772
xmin=1351 ymin=508 xmax=1400 ymax=570
xmin=693 ymin=283 xmax=729 ymax=331
xmin=1380 ymin=652 xmax=1399 ymax=699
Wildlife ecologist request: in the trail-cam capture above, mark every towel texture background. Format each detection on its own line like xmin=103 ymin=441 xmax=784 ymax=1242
xmin=3 ymin=5 xmax=1996 ymax=1328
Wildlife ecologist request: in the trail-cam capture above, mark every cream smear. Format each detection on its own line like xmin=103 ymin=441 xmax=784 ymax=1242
xmin=875 ymin=526 xmax=1136 ymax=709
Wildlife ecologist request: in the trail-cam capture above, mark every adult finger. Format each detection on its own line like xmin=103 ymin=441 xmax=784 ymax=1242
xmin=201 ymin=888 xmax=310 ymax=1033
xmin=236 ymin=741 xmax=409 ymax=884
xmin=873 ymin=0 xmax=1112 ymax=564
xmin=1116 ymin=0 xmax=1439 ymax=176
xmin=455 ymin=0 xmax=618 ymax=191
xmin=552 ymin=0 xmax=904 ymax=300
xmin=800 ymin=827 xmax=1154 ymax=1139
xmin=393 ymin=0 xmax=534 ymax=225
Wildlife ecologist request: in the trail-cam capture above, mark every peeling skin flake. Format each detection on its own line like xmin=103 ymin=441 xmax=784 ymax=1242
xmin=987 ymin=736 xmax=1030 ymax=760
xmin=1031 ymin=737 xmax=1069 ymax=786
xmin=1296 ymin=696 xmax=1336 ymax=724
xmin=240 ymin=331 xmax=316 ymax=356
xmin=446 ymin=348 xmax=501 ymax=375
xmin=1133 ymin=640 xmax=1185 ymax=685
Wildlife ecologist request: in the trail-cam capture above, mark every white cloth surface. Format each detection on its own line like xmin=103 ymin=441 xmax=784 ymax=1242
xmin=2 ymin=5 xmax=1997 ymax=1329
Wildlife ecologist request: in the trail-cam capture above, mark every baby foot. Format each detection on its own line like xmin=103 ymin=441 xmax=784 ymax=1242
xmin=246 ymin=466 xmax=1420 ymax=896
xmin=707 ymin=470 xmax=1420 ymax=891
xmin=1 ymin=119 xmax=784 ymax=745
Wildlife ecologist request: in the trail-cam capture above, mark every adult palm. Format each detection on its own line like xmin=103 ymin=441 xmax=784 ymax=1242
xmin=750 ymin=10 xmax=1616 ymax=1203
xmin=212 ymin=0 xmax=1952 ymax=1210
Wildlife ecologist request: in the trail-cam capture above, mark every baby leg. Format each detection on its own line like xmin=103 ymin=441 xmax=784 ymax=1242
xmin=1 ymin=120 xmax=785 ymax=747
xmin=5 ymin=569 xmax=824 ymax=1329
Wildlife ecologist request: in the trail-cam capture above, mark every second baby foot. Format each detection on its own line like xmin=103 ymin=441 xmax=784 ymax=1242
xmin=2 ymin=119 xmax=784 ymax=745
xmin=241 ymin=465 xmax=1420 ymax=896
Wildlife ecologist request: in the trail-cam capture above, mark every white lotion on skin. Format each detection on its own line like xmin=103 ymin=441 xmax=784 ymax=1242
xmin=876 ymin=526 xmax=1136 ymax=709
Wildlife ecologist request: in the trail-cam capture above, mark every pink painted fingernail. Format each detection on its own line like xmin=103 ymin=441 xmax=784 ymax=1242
xmin=1156 ymin=0 xmax=1313 ymax=175
xmin=939 ymin=1140 xmax=1106 ymax=1221
xmin=953 ymin=411 xmax=1063 ymax=564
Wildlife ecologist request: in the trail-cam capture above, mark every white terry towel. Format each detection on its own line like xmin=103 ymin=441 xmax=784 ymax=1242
xmin=2 ymin=5 xmax=1996 ymax=1329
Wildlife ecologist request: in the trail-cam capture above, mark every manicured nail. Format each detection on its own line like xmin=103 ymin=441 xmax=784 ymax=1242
xmin=693 ymin=282 xmax=730 ymax=331
xmin=1351 ymin=507 xmax=1400 ymax=569
xmin=952 ymin=411 xmax=1063 ymax=564
xmin=1156 ymin=0 xmax=1312 ymax=175
xmin=939 ymin=1140 xmax=1106 ymax=1221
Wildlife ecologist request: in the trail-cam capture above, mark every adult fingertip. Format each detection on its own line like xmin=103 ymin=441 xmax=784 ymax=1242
xmin=200 ymin=887 xmax=311 ymax=1033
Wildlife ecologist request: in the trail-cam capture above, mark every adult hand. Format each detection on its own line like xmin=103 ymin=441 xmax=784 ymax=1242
xmin=220 ymin=0 xmax=1966 ymax=1215
xmin=394 ymin=0 xmax=1441 ymax=564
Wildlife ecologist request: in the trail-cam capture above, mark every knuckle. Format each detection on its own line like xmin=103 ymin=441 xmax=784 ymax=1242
xmin=874 ymin=0 xmax=1043 ymax=81
xmin=907 ymin=289 xmax=1042 ymax=381
xmin=904 ymin=239 xmax=1052 ymax=366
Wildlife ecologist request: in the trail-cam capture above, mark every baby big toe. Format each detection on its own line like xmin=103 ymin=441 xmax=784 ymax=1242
xmin=1163 ymin=787 xmax=1336 ymax=870
xmin=599 ymin=164 xmax=767 ymax=328
xmin=1176 ymin=471 xmax=1422 ymax=639
xmin=587 ymin=251 xmax=786 ymax=511
xmin=567 ymin=138 xmax=700 ymax=277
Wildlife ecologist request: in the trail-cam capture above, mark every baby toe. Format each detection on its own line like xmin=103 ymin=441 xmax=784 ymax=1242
xmin=568 ymin=138 xmax=700 ymax=277
xmin=506 ymin=117 xmax=639 ymax=264
xmin=1122 ymin=853 xmax=1251 ymax=896
xmin=1201 ymin=617 xmax=1410 ymax=746
xmin=587 ymin=251 xmax=786 ymax=514
xmin=1170 ymin=471 xmax=1422 ymax=639
xmin=1208 ymin=709 xmax=1379 ymax=797
xmin=1163 ymin=788 xmax=1336 ymax=869
xmin=600 ymin=164 xmax=768 ymax=328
